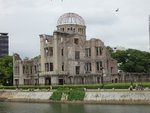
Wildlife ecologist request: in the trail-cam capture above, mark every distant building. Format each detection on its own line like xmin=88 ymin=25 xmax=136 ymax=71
xmin=13 ymin=13 xmax=118 ymax=86
xmin=0 ymin=33 xmax=9 ymax=57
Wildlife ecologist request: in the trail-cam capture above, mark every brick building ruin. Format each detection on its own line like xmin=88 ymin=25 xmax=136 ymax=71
xmin=13 ymin=13 xmax=118 ymax=85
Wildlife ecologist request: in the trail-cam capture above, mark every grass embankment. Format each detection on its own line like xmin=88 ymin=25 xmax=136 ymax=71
xmin=0 ymin=82 xmax=150 ymax=90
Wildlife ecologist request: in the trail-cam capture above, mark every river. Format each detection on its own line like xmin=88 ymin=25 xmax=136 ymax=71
xmin=0 ymin=102 xmax=150 ymax=113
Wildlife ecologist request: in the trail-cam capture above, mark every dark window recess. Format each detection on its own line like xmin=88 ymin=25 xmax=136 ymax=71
xmin=74 ymin=38 xmax=79 ymax=44
xmin=96 ymin=47 xmax=102 ymax=56
xmin=115 ymin=78 xmax=118 ymax=83
xmin=75 ymin=51 xmax=80 ymax=59
xmin=61 ymin=48 xmax=64 ymax=56
xmin=45 ymin=63 xmax=49 ymax=72
xmin=23 ymin=66 xmax=25 ymax=74
xmin=59 ymin=79 xmax=64 ymax=85
xmin=50 ymin=47 xmax=53 ymax=56
xmin=50 ymin=63 xmax=53 ymax=71
xmin=111 ymin=67 xmax=113 ymax=73
xmin=85 ymin=63 xmax=92 ymax=72
xmin=96 ymin=61 xmax=102 ymax=71
xmin=62 ymin=63 xmax=64 ymax=71
xmin=34 ymin=65 xmax=37 ymax=73
xmin=45 ymin=78 xmax=51 ymax=85
xmin=45 ymin=48 xmax=48 ymax=56
xmin=26 ymin=66 xmax=29 ymax=74
xmin=44 ymin=47 xmax=53 ymax=56
xmin=85 ymin=48 xmax=91 ymax=57
xmin=30 ymin=66 xmax=32 ymax=74
xmin=97 ymin=77 xmax=100 ymax=83
xmin=76 ymin=66 xmax=80 ymax=74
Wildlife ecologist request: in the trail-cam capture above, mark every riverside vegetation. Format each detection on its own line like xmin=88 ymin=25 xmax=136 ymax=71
xmin=0 ymin=83 xmax=150 ymax=103
xmin=50 ymin=88 xmax=85 ymax=101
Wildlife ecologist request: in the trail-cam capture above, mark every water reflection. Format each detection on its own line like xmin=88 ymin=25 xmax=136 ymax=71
xmin=0 ymin=102 xmax=150 ymax=113
xmin=50 ymin=103 xmax=84 ymax=113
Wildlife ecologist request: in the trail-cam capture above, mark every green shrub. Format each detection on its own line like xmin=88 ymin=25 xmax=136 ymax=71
xmin=68 ymin=89 xmax=85 ymax=101
xmin=52 ymin=84 xmax=103 ymax=89
xmin=0 ymin=82 xmax=150 ymax=90
xmin=133 ymin=82 xmax=150 ymax=88
xmin=103 ymin=82 xmax=150 ymax=89
xmin=50 ymin=90 xmax=62 ymax=101
xmin=103 ymin=83 xmax=131 ymax=89
xmin=50 ymin=88 xmax=85 ymax=101
xmin=0 ymin=86 xmax=16 ymax=89
xmin=0 ymin=85 xmax=51 ymax=90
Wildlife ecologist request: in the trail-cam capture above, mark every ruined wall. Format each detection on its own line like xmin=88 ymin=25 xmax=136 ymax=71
xmin=13 ymin=54 xmax=40 ymax=85
xmin=123 ymin=73 xmax=150 ymax=83
xmin=110 ymin=72 xmax=150 ymax=83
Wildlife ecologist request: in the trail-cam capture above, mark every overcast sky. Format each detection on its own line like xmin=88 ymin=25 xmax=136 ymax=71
xmin=0 ymin=0 xmax=150 ymax=58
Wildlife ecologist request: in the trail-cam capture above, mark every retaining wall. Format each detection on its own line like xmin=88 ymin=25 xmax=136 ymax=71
xmin=0 ymin=91 xmax=150 ymax=104
xmin=84 ymin=92 xmax=150 ymax=104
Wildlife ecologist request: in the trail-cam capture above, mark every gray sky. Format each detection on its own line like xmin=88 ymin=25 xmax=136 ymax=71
xmin=0 ymin=0 xmax=150 ymax=58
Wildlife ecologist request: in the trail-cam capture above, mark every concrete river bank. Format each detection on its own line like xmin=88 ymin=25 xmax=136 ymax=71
xmin=0 ymin=90 xmax=150 ymax=104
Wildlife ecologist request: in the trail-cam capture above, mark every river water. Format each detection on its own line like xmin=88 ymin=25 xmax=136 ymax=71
xmin=0 ymin=102 xmax=150 ymax=113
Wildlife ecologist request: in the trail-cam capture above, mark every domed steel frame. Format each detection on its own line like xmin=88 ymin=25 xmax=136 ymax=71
xmin=57 ymin=13 xmax=85 ymax=26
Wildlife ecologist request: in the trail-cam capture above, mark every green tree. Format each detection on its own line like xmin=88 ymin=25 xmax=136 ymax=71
xmin=111 ymin=49 xmax=150 ymax=73
xmin=0 ymin=55 xmax=13 ymax=85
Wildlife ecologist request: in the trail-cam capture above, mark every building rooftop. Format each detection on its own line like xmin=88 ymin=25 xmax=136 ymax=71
xmin=0 ymin=33 xmax=8 ymax=36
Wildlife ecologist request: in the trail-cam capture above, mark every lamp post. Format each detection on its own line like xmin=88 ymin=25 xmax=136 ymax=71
xmin=37 ymin=71 xmax=40 ymax=85
xmin=101 ymin=67 xmax=104 ymax=88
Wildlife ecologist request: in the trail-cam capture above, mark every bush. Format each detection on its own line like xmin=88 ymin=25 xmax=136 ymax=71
xmin=50 ymin=90 xmax=62 ymax=101
xmin=51 ymin=84 xmax=103 ymax=89
xmin=0 ymin=85 xmax=50 ymax=90
xmin=0 ymin=82 xmax=150 ymax=90
xmin=0 ymin=86 xmax=16 ymax=89
xmin=0 ymin=84 xmax=104 ymax=90
xmin=68 ymin=89 xmax=85 ymax=101
xmin=103 ymin=83 xmax=131 ymax=89
xmin=50 ymin=88 xmax=85 ymax=101
xmin=50 ymin=88 xmax=70 ymax=101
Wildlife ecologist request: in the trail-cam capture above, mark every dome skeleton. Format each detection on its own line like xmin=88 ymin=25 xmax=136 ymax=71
xmin=57 ymin=13 xmax=85 ymax=26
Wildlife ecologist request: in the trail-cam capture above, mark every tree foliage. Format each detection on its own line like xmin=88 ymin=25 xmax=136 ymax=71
xmin=110 ymin=48 xmax=150 ymax=73
xmin=0 ymin=55 xmax=13 ymax=85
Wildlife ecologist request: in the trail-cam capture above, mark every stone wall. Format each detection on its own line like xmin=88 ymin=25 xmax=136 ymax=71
xmin=0 ymin=91 xmax=150 ymax=104
xmin=85 ymin=92 xmax=150 ymax=104
xmin=123 ymin=73 xmax=150 ymax=82
xmin=111 ymin=72 xmax=150 ymax=83
xmin=0 ymin=91 xmax=52 ymax=100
